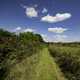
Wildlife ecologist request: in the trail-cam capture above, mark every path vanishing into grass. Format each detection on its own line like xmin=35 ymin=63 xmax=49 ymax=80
xmin=6 ymin=47 xmax=67 ymax=80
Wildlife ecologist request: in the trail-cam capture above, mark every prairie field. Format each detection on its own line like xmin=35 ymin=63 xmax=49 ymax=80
xmin=0 ymin=29 xmax=80 ymax=80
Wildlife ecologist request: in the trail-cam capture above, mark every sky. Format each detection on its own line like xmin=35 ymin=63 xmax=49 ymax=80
xmin=0 ymin=0 xmax=80 ymax=42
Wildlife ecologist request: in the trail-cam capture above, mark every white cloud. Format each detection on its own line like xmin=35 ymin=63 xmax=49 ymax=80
xmin=48 ymin=27 xmax=68 ymax=33
xmin=14 ymin=27 xmax=21 ymax=32
xmin=42 ymin=8 xmax=48 ymax=13
xmin=41 ymin=34 xmax=68 ymax=42
xmin=23 ymin=28 xmax=35 ymax=32
xmin=41 ymin=34 xmax=49 ymax=42
xmin=41 ymin=13 xmax=71 ymax=23
xmin=41 ymin=34 xmax=54 ymax=42
xmin=25 ymin=7 xmax=38 ymax=18
xmin=53 ymin=34 xmax=68 ymax=42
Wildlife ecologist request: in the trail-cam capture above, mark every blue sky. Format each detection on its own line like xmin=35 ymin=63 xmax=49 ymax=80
xmin=0 ymin=0 xmax=80 ymax=42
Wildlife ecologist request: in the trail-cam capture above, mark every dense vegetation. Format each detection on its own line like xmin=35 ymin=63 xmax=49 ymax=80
xmin=0 ymin=29 xmax=44 ymax=80
xmin=49 ymin=43 xmax=80 ymax=80
xmin=0 ymin=29 xmax=80 ymax=80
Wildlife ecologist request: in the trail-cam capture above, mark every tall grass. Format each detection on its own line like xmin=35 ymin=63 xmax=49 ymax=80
xmin=49 ymin=44 xmax=80 ymax=80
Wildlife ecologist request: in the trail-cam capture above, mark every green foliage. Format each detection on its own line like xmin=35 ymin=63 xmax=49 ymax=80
xmin=19 ymin=32 xmax=43 ymax=44
xmin=49 ymin=44 xmax=80 ymax=80
xmin=0 ymin=29 xmax=44 ymax=80
xmin=6 ymin=48 xmax=66 ymax=80
xmin=0 ymin=28 xmax=80 ymax=80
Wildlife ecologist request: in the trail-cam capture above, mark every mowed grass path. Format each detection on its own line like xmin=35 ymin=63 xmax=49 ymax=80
xmin=6 ymin=47 xmax=66 ymax=80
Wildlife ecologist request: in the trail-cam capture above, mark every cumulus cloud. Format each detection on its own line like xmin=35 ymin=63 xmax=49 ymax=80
xmin=41 ymin=13 xmax=71 ymax=23
xmin=48 ymin=27 xmax=68 ymax=33
xmin=23 ymin=28 xmax=35 ymax=32
xmin=42 ymin=8 xmax=48 ymax=13
xmin=25 ymin=7 xmax=38 ymax=18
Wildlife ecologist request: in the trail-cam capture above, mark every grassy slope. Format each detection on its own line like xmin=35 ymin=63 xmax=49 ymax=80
xmin=6 ymin=47 xmax=66 ymax=80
